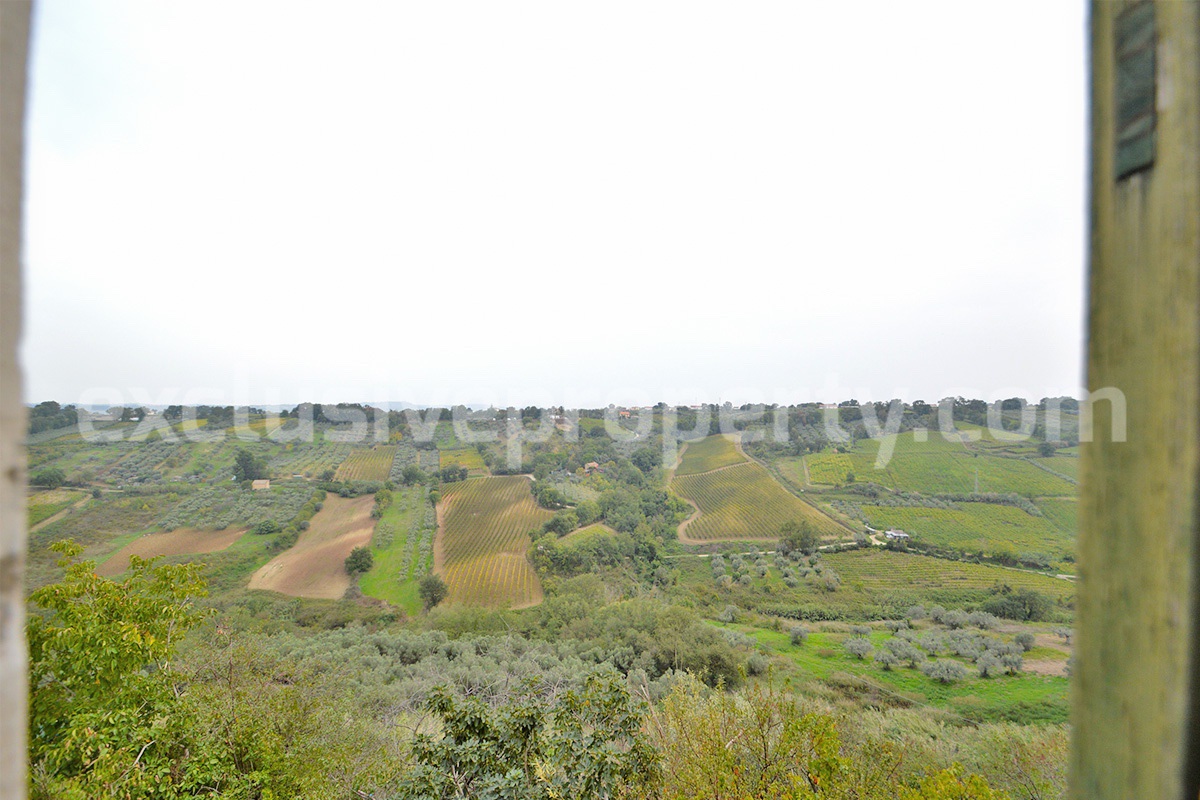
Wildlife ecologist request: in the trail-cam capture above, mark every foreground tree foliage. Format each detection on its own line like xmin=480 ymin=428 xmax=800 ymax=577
xmin=26 ymin=546 xmax=1025 ymax=799
xmin=649 ymin=674 xmax=1012 ymax=799
xmin=27 ymin=541 xmax=399 ymax=799
xmin=27 ymin=541 xmax=208 ymax=798
xmin=398 ymin=670 xmax=657 ymax=799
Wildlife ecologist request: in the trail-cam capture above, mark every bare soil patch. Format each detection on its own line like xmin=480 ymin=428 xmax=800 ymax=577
xmin=97 ymin=527 xmax=247 ymax=577
xmin=1024 ymin=659 xmax=1069 ymax=677
xmin=248 ymin=494 xmax=375 ymax=599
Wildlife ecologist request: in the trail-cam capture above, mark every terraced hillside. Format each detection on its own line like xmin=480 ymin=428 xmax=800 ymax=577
xmin=436 ymin=476 xmax=553 ymax=608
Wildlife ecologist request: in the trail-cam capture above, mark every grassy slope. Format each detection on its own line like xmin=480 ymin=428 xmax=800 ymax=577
xmin=360 ymin=486 xmax=426 ymax=615
xmin=729 ymin=624 xmax=1069 ymax=724
xmin=26 ymin=488 xmax=85 ymax=527
xmin=857 ymin=503 xmax=1072 ymax=557
xmin=803 ymin=432 xmax=1075 ymax=496
xmin=670 ymin=547 xmax=1073 ymax=620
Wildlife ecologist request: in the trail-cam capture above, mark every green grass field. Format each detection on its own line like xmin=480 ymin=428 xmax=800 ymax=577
xmin=803 ymin=433 xmax=1076 ymax=497
xmin=577 ymin=418 xmax=608 ymax=434
xmin=438 ymin=476 xmax=553 ymax=608
xmin=803 ymin=451 xmax=853 ymax=485
xmin=857 ymin=503 xmax=1072 ymax=559
xmin=674 ymin=435 xmax=747 ymax=476
xmin=561 ymin=523 xmax=622 ymax=546
xmin=359 ymin=486 xmax=429 ymax=614
xmin=810 ymin=452 xmax=1075 ymax=497
xmin=550 ymin=480 xmax=600 ymax=504
xmin=1039 ymin=455 xmax=1080 ymax=480
xmin=673 ymin=461 xmax=846 ymax=542
xmin=967 ymin=456 xmax=1076 ymax=496
xmin=432 ymin=420 xmax=464 ymax=450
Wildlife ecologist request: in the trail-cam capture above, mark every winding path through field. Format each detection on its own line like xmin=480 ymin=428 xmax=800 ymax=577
xmin=29 ymin=494 xmax=90 ymax=533
xmin=674 ymin=494 xmax=705 ymax=545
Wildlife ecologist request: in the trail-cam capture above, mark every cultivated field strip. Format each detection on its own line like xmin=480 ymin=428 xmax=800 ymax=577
xmin=1037 ymin=498 xmax=1079 ymax=538
xmin=268 ymin=442 xmax=351 ymax=478
xmin=439 ymin=447 xmax=488 ymax=475
xmin=438 ymin=476 xmax=553 ymax=608
xmin=335 ymin=445 xmax=398 ymax=482
xmin=673 ymin=461 xmax=844 ymax=541
xmin=675 ymin=435 xmax=747 ymax=476
xmin=805 ymin=451 xmax=854 ymax=485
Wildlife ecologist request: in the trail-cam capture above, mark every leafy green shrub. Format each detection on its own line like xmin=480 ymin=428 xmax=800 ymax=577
xmin=32 ymin=467 xmax=66 ymax=489
xmin=345 ymin=546 xmax=373 ymax=575
xmin=544 ymin=509 xmax=579 ymax=536
xmin=1000 ymin=653 xmax=1024 ymax=674
xmin=419 ymin=574 xmax=449 ymax=609
xmin=977 ymin=653 xmax=1003 ymax=677
xmin=982 ymin=588 xmax=1053 ymax=621
xmin=777 ymin=519 xmax=818 ymax=556
xmin=886 ymin=639 xmax=927 ymax=668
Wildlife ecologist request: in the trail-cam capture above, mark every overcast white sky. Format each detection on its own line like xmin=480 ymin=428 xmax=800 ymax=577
xmin=22 ymin=1 xmax=1089 ymax=408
